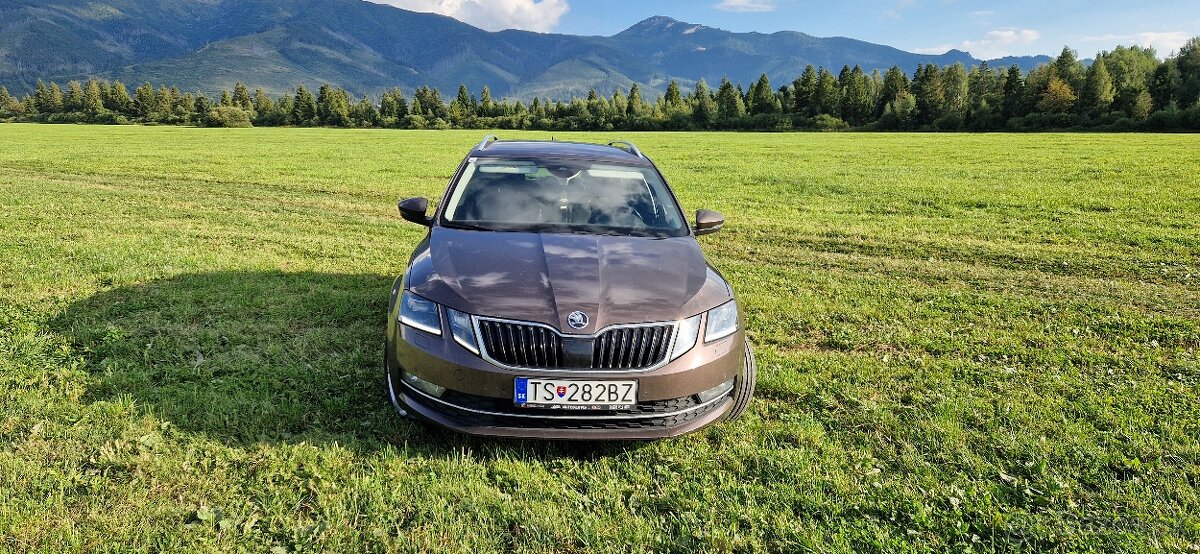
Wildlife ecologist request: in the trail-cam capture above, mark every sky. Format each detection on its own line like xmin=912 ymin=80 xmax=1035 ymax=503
xmin=368 ymin=0 xmax=1200 ymax=59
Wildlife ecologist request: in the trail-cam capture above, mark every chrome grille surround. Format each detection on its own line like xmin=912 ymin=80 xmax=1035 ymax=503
xmin=473 ymin=316 xmax=679 ymax=372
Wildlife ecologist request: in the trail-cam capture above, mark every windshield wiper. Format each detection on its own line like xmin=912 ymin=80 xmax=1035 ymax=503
xmin=581 ymin=230 xmax=628 ymax=237
xmin=444 ymin=221 xmax=495 ymax=232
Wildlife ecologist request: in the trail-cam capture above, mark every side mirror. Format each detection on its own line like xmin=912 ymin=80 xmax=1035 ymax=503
xmin=398 ymin=197 xmax=432 ymax=226
xmin=693 ymin=210 xmax=724 ymax=236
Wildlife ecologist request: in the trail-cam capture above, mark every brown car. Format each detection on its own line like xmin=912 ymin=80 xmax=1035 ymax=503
xmin=386 ymin=136 xmax=754 ymax=439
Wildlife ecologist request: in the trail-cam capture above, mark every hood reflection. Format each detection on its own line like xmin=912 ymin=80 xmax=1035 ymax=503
xmin=418 ymin=228 xmax=717 ymax=332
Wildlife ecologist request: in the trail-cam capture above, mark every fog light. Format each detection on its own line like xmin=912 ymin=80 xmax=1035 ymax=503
xmin=402 ymin=371 xmax=446 ymax=398
xmin=696 ymin=378 xmax=736 ymax=403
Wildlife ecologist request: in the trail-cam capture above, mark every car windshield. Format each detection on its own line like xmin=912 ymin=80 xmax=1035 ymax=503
xmin=441 ymin=157 xmax=689 ymax=237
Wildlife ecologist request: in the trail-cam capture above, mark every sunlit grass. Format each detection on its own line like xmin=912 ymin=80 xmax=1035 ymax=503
xmin=1 ymin=124 xmax=1198 ymax=552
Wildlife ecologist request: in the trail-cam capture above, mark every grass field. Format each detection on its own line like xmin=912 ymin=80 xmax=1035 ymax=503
xmin=1 ymin=124 xmax=1198 ymax=553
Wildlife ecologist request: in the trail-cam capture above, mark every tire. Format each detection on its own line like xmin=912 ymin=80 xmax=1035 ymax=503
xmin=724 ymin=341 xmax=756 ymax=421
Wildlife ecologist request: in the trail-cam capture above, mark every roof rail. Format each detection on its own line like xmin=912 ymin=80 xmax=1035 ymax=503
xmin=608 ymin=141 xmax=644 ymax=158
xmin=476 ymin=135 xmax=499 ymax=150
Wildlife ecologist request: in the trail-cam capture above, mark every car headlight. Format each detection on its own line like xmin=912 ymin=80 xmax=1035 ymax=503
xmin=446 ymin=308 xmax=480 ymax=355
xmin=704 ymin=300 xmax=738 ymax=343
xmin=398 ymin=290 xmax=442 ymax=336
xmin=670 ymin=315 xmax=701 ymax=360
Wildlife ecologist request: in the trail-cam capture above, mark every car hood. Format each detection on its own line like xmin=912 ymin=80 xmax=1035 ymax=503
xmin=406 ymin=228 xmax=731 ymax=333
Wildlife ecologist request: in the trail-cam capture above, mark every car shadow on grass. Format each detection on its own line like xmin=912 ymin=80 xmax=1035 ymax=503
xmin=53 ymin=271 xmax=645 ymax=459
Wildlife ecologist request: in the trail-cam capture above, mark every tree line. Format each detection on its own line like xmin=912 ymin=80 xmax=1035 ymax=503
xmin=2 ymin=39 xmax=1199 ymax=132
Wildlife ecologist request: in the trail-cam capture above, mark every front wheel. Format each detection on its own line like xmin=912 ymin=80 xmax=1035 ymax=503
xmin=723 ymin=341 xmax=756 ymax=421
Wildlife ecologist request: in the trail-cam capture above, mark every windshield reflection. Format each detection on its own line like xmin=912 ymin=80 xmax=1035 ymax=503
xmin=440 ymin=158 xmax=688 ymax=238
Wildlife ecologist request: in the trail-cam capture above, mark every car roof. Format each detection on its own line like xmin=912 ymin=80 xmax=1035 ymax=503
xmin=469 ymin=139 xmax=653 ymax=166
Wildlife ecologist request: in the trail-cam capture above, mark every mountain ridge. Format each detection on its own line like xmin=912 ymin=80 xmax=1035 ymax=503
xmin=0 ymin=2 xmax=1053 ymax=98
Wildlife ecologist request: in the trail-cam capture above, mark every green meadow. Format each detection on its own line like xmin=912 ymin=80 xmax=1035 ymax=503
xmin=1 ymin=124 xmax=1198 ymax=552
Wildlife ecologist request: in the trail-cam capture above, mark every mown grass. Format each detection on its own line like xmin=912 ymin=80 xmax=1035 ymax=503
xmin=1 ymin=124 xmax=1198 ymax=553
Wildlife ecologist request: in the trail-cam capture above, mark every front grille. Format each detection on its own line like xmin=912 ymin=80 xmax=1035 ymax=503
xmin=477 ymin=318 xmax=674 ymax=370
xmin=592 ymin=325 xmax=673 ymax=369
xmin=478 ymin=319 xmax=563 ymax=368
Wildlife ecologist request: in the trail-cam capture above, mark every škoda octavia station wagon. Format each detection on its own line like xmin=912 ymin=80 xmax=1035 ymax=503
xmin=386 ymin=136 xmax=754 ymax=439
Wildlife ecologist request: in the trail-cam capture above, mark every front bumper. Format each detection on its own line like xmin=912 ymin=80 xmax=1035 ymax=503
xmin=386 ymin=311 xmax=746 ymax=440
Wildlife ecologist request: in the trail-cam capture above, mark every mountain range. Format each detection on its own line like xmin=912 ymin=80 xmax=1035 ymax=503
xmin=0 ymin=0 xmax=1052 ymax=99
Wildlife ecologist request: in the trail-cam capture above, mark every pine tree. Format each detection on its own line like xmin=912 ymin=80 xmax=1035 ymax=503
xmin=155 ymin=86 xmax=175 ymax=116
xmin=608 ymin=89 xmax=625 ymax=117
xmin=219 ymin=90 xmax=233 ymax=108
xmin=351 ymin=95 xmax=378 ymax=127
xmin=274 ymin=95 xmax=292 ymax=121
xmin=877 ymin=66 xmax=909 ymax=116
xmin=839 ymin=66 xmax=872 ymax=125
xmin=1053 ymin=46 xmax=1086 ymax=91
xmin=480 ymin=86 xmax=494 ymax=117
xmin=82 ymin=80 xmax=105 ymax=115
xmin=749 ymin=73 xmax=776 ymax=115
xmin=881 ymin=93 xmax=917 ymax=130
xmin=794 ymin=65 xmax=817 ymax=116
xmin=715 ymin=77 xmax=745 ymax=121
xmin=664 ymin=80 xmax=684 ymax=110
xmin=178 ymin=93 xmax=196 ymax=118
xmin=134 ymin=83 xmax=156 ymax=118
xmin=228 ymin=82 xmax=250 ymax=111
xmin=0 ymin=85 xmax=17 ymax=115
xmin=627 ymin=84 xmax=645 ymax=117
xmin=1080 ymin=58 xmax=1115 ymax=113
xmin=912 ymin=64 xmax=947 ymax=123
xmin=837 ymin=66 xmax=852 ymax=89
xmin=195 ymin=95 xmax=212 ymax=116
xmin=1149 ymin=61 xmax=1181 ymax=110
xmin=813 ymin=68 xmax=840 ymax=117
xmin=380 ymin=88 xmax=408 ymax=120
xmin=967 ymin=61 xmax=997 ymax=114
xmin=65 ymin=81 xmax=84 ymax=112
xmin=253 ymin=89 xmax=274 ymax=116
xmin=414 ymin=86 xmax=446 ymax=119
xmin=585 ymin=88 xmax=602 ymax=116
xmin=106 ymin=81 xmax=134 ymax=114
xmin=691 ymin=79 xmax=716 ymax=125
xmin=316 ymin=85 xmax=351 ymax=126
xmin=1002 ymin=65 xmax=1025 ymax=118
xmin=292 ymin=86 xmax=318 ymax=125
xmin=453 ymin=84 xmax=473 ymax=118
xmin=48 ymin=82 xmax=65 ymax=113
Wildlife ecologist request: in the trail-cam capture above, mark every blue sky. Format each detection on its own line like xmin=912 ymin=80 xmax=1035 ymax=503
xmin=372 ymin=0 xmax=1200 ymax=59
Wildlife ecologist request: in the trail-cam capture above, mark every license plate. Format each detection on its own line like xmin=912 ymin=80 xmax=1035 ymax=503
xmin=514 ymin=378 xmax=637 ymax=410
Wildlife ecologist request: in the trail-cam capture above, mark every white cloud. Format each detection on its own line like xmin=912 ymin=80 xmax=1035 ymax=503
xmin=915 ymin=28 xmax=1041 ymax=59
xmin=368 ymin=0 xmax=570 ymax=33
xmin=714 ymin=0 xmax=776 ymax=13
xmin=882 ymin=0 xmax=916 ymax=21
xmin=1078 ymin=32 xmax=1192 ymax=57
xmin=968 ymin=10 xmax=995 ymax=24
